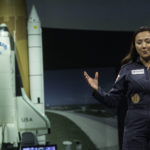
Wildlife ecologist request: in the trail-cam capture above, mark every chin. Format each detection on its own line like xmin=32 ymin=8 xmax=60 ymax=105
xmin=142 ymin=55 xmax=150 ymax=60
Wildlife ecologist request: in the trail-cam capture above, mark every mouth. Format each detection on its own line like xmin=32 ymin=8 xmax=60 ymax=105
xmin=142 ymin=51 xmax=148 ymax=54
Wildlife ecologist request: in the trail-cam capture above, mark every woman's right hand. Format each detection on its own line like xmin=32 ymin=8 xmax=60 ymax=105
xmin=84 ymin=71 xmax=99 ymax=91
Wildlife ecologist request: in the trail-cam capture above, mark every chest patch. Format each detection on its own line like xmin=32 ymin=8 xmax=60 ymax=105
xmin=131 ymin=69 xmax=144 ymax=75
xmin=131 ymin=93 xmax=140 ymax=104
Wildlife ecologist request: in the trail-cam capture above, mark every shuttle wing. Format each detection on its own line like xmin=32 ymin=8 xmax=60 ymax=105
xmin=16 ymin=88 xmax=50 ymax=135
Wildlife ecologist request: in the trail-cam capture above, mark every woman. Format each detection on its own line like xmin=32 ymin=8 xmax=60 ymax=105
xmin=84 ymin=26 xmax=150 ymax=150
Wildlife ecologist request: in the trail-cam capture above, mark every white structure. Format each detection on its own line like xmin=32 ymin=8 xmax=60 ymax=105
xmin=28 ymin=5 xmax=45 ymax=113
xmin=0 ymin=22 xmax=50 ymax=149
xmin=0 ymin=24 xmax=19 ymax=148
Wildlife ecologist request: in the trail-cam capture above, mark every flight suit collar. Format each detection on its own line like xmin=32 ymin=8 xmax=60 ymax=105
xmin=136 ymin=57 xmax=142 ymax=64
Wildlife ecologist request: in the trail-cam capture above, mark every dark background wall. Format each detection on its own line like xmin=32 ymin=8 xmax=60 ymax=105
xmin=42 ymin=28 xmax=133 ymax=70
xmin=26 ymin=0 xmax=150 ymax=31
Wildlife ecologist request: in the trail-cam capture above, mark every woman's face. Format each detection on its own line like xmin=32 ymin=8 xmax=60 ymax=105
xmin=135 ymin=31 xmax=150 ymax=60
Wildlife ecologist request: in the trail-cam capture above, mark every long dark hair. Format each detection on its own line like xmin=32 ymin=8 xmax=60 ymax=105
xmin=121 ymin=26 xmax=150 ymax=65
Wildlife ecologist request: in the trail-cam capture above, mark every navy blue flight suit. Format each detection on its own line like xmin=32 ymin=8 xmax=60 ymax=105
xmin=93 ymin=58 xmax=150 ymax=150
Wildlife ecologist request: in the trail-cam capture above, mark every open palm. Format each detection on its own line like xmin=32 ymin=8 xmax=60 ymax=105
xmin=84 ymin=71 xmax=99 ymax=91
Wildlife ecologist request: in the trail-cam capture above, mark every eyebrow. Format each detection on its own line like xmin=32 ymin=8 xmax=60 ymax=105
xmin=136 ymin=38 xmax=150 ymax=41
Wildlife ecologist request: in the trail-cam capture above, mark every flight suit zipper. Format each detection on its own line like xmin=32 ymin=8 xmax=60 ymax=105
xmin=145 ymin=68 xmax=150 ymax=80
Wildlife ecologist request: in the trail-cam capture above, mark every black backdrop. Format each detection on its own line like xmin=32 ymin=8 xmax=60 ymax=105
xmin=42 ymin=28 xmax=133 ymax=70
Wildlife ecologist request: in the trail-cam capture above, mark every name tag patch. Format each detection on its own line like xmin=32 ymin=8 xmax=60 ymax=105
xmin=131 ymin=69 xmax=144 ymax=75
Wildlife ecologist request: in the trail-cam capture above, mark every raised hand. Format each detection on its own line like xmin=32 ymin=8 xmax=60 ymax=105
xmin=84 ymin=71 xmax=99 ymax=91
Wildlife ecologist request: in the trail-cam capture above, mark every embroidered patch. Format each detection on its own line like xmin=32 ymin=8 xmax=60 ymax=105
xmin=131 ymin=93 xmax=140 ymax=104
xmin=131 ymin=69 xmax=144 ymax=75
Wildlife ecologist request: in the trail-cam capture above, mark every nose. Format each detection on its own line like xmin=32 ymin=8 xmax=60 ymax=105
xmin=142 ymin=42 xmax=146 ymax=48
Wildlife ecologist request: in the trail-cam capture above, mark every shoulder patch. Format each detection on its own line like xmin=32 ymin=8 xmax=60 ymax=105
xmin=115 ymin=74 xmax=120 ymax=82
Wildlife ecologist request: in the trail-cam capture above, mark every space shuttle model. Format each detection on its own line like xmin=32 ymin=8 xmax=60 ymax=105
xmin=0 ymin=5 xmax=50 ymax=150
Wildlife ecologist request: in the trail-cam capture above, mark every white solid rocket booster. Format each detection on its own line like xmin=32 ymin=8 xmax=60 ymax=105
xmin=28 ymin=6 xmax=45 ymax=113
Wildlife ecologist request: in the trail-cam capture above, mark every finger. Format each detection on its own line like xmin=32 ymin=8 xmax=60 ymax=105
xmin=95 ymin=72 xmax=99 ymax=80
xmin=83 ymin=71 xmax=86 ymax=78
xmin=84 ymin=71 xmax=89 ymax=79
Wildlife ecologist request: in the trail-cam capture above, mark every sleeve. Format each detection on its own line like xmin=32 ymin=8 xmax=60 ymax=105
xmin=92 ymin=66 xmax=128 ymax=108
